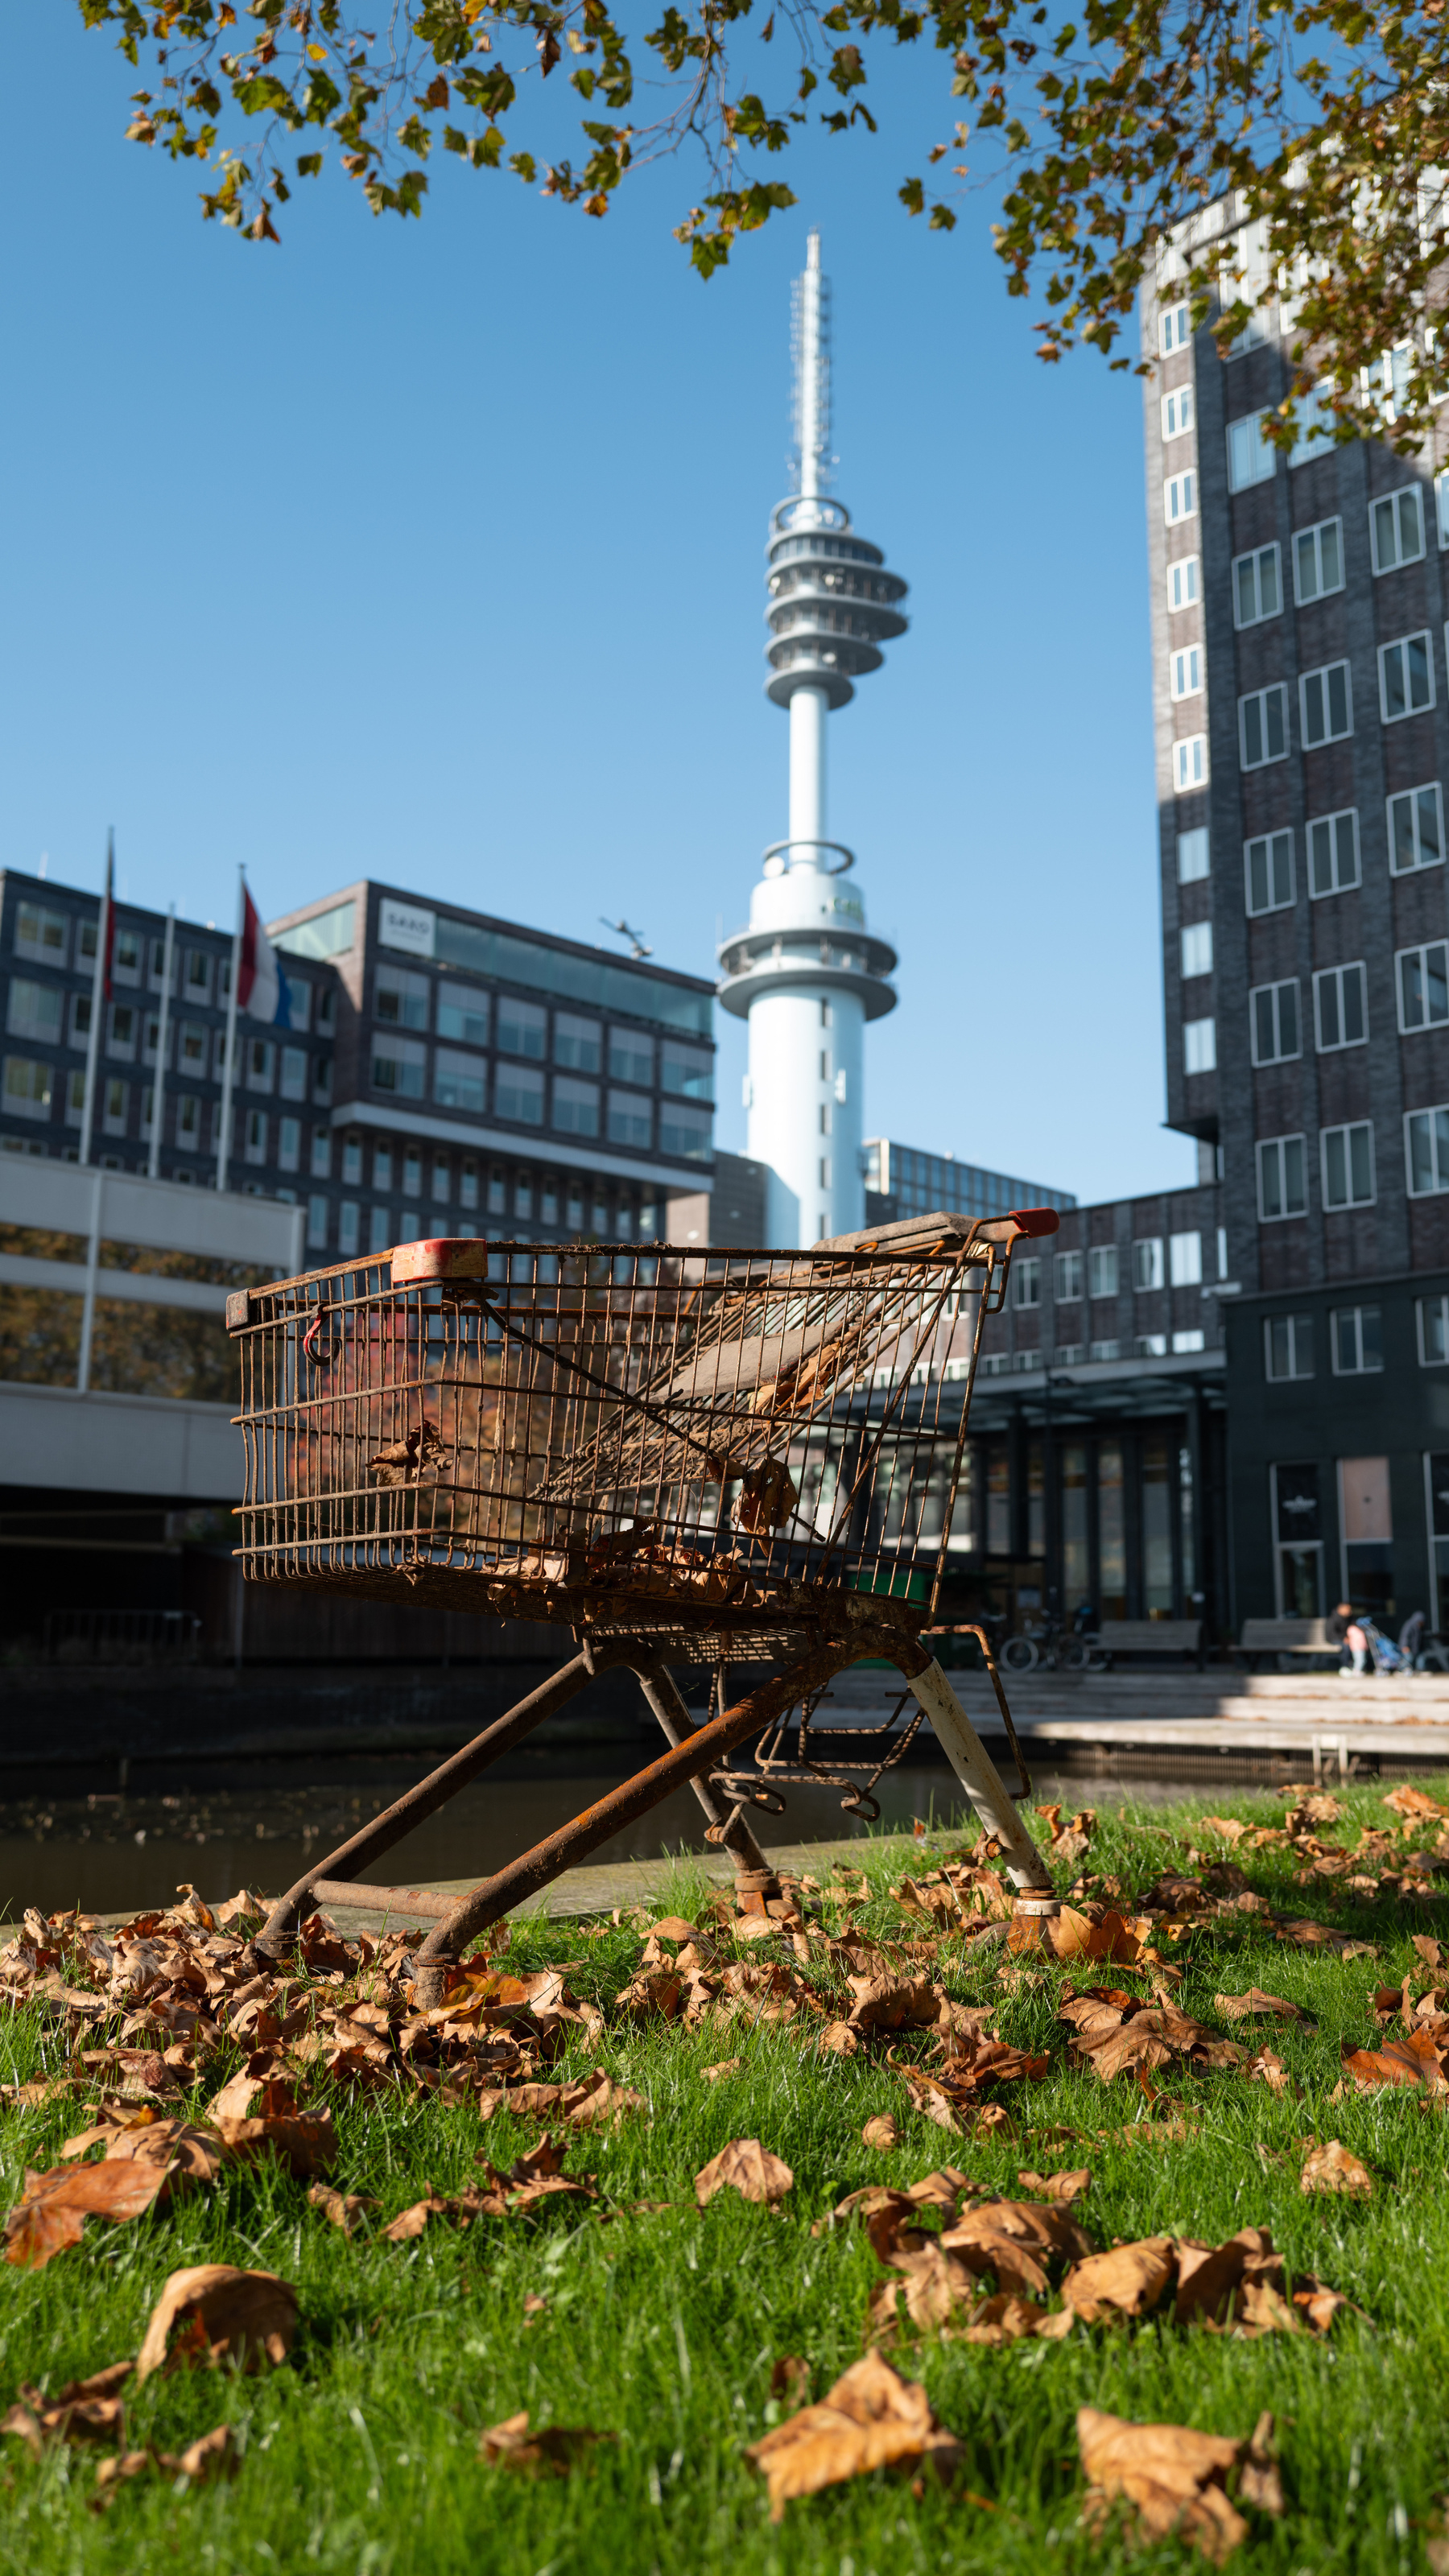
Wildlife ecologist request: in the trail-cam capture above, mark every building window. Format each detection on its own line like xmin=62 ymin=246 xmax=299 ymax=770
xmin=1013 ymin=1257 xmax=1042 ymax=1309
xmin=1322 ymin=1120 xmax=1375 ymax=1208
xmin=1307 ymin=809 xmax=1360 ymax=897
xmin=608 ymin=1031 xmax=654 ymax=1086
xmin=184 ymin=947 xmax=213 ymax=1002
xmin=607 ymin=1090 xmax=652 ymax=1149
xmin=68 ymin=993 xmax=93 ymax=1049
xmin=554 ymin=1013 xmax=602 ymax=1074
xmin=102 ymin=1077 xmax=127 ymax=1135
xmin=375 ymin=964 xmax=429 ymax=1030
xmin=1160 ymin=302 xmax=1191 ymax=354
xmin=14 ymin=902 xmax=68 ymax=965
xmin=496 ymin=996 xmax=547 ymax=1059
xmin=1174 ymin=736 xmax=1208 ymax=791
xmin=1181 ymin=921 xmax=1212 ymax=978
xmin=374 ymin=1144 xmax=392 ymax=1191
xmin=1183 ymin=1016 xmax=1216 ymax=1075
xmin=1314 ymin=963 xmax=1367 ymax=1051
xmin=1418 ymin=1296 xmax=1449 ymax=1364
xmin=244 ymin=1108 xmax=268 ymax=1166
xmin=434 ymin=1050 xmax=488 ymax=1115
xmin=540 ymin=1178 xmax=559 ymax=1225
xmin=108 ymin=1005 xmax=137 ymax=1062
xmin=1177 ymin=828 xmax=1209 ymax=883
xmin=175 ymin=1092 xmax=199 ymax=1143
xmin=1301 ymin=659 xmax=1352 ymax=747
xmin=307 ymin=1195 xmax=328 ymax=1250
xmin=1258 ymin=1133 xmax=1307 ymax=1220
xmin=1289 ymin=382 xmax=1335 ymax=466
xmin=1272 ymin=1459 xmax=1323 ymax=1615
xmin=1226 ymin=410 xmax=1275 ymax=491
xmin=1243 ymin=830 xmax=1293 ymax=918
xmin=1137 ymin=1333 xmax=1168 ymax=1358
xmin=435 ymin=982 xmax=489 ymax=1046
xmin=1371 ymin=485 xmax=1424 ymax=574
xmin=1055 ymin=1344 xmax=1083 ymax=1367
xmin=113 ymin=928 xmax=141 ymax=985
xmin=1400 ymin=941 xmax=1449 ymax=1032
xmin=1088 ymin=1244 xmax=1119 ymax=1298
xmin=1388 ymin=781 xmax=1445 ymax=873
xmin=1172 ymin=1327 xmax=1206 ymax=1353
xmin=1406 ymin=1104 xmax=1449 ymax=1196
xmin=1089 ymin=1338 xmax=1121 ymax=1363
xmin=2 ymin=1056 xmax=53 ymax=1119
xmin=278 ymin=1117 xmax=300 ymax=1173
xmin=661 ymin=1044 xmax=713 ymax=1100
xmin=245 ymin=1036 xmax=275 ymax=1092
xmin=341 ymin=1134 xmax=362 ymax=1187
xmin=1170 ymin=1231 xmax=1203 ymax=1286
xmin=311 ymin=1128 xmax=331 ymax=1179
xmin=369 ymin=1207 xmax=390 ymax=1254
xmin=1292 ymin=517 xmax=1343 ymax=604
xmin=1265 ymin=1313 xmax=1314 ymax=1379
xmin=1055 ymin=1249 xmax=1083 ymax=1301
xmin=553 ymin=1075 xmax=601 ymax=1138
xmin=488 ymin=1166 xmax=507 ymax=1215
xmin=337 ymin=1202 xmax=359 ymax=1256
xmin=460 ymin=1158 xmax=479 ymax=1212
xmin=372 ymin=1034 xmax=426 ymax=1100
xmin=1240 ymin=686 xmax=1288 ymax=769
xmin=494 ymin=1063 xmax=545 ymax=1125
xmin=279 ymin=1046 xmax=307 ymax=1102
xmin=1168 ymin=556 xmax=1199 ymax=614
xmin=659 ymin=1106 xmax=712 ymax=1162
xmin=6 ymin=980 xmax=64 ymax=1043
xmin=1170 ymin=645 xmax=1203 ymax=700
xmin=1332 ymin=1307 xmax=1383 ymax=1373
xmin=431 ymin=1156 xmax=451 ymax=1204
xmin=1380 ymin=630 xmax=1435 ymax=721
xmin=402 ymin=1146 xmax=422 ymax=1199
xmin=1233 ymin=543 xmax=1281 ymax=626
xmin=1162 ymin=385 xmax=1195 ymax=439
xmin=1164 ymin=469 xmax=1196 ymax=524
xmin=1133 ymin=1237 xmax=1164 ymax=1291
xmin=1251 ymin=977 xmax=1301 ymax=1065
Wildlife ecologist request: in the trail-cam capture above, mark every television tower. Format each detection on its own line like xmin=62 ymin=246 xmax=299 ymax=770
xmin=717 ymin=229 xmax=907 ymax=1247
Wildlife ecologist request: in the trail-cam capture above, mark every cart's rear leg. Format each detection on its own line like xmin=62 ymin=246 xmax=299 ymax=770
xmin=630 ymin=1654 xmax=778 ymax=1895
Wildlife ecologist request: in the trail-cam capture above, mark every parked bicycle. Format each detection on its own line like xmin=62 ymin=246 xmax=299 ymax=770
xmin=1000 ymin=1604 xmax=1108 ymax=1674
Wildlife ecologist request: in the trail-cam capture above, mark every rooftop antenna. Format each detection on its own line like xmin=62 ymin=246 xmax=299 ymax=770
xmin=599 ymin=915 xmax=653 ymax=959
xmin=791 ymin=227 xmax=832 ymax=497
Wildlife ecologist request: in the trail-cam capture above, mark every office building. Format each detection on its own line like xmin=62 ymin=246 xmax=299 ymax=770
xmin=863 ymin=1139 xmax=1075 ymax=1228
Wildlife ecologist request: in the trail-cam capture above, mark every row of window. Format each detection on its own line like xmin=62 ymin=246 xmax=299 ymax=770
xmin=1265 ymin=1298 xmax=1449 ymax=1380
xmin=375 ymin=967 xmax=711 ymax=1098
xmin=1172 ymin=628 xmax=1449 ymax=763
xmin=980 ymin=1331 xmax=1209 ymax=1376
xmin=304 ymin=1174 xmax=665 ymax=1257
xmin=1253 ymin=1111 xmax=1449 ymax=1215
xmin=1177 ymin=942 xmax=1448 ymax=1053
xmin=6 ymin=903 xmax=326 ymax=1023
xmin=369 ymin=1035 xmax=711 ymax=1158
xmin=1177 ymin=803 xmax=1442 ymax=913
xmin=1013 ymin=1231 xmax=1224 ymax=1306
xmin=1 ymin=986 xmax=328 ymax=1099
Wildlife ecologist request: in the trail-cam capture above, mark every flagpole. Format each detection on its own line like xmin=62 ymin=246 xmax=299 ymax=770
xmin=147 ymin=906 xmax=175 ymax=1182
xmin=76 ymin=828 xmax=113 ymax=1168
xmin=217 ymin=866 xmax=243 ymax=1193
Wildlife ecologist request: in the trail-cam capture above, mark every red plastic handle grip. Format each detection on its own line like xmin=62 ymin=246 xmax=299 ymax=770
xmin=1007 ymin=1207 xmax=1061 ymax=1238
xmin=390 ymin=1238 xmax=492 ymax=1284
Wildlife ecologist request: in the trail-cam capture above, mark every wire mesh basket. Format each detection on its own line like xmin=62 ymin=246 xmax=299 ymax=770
xmin=226 ymin=1209 xmax=1052 ymax=1641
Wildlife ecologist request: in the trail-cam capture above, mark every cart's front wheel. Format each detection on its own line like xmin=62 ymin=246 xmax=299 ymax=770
xmin=1001 ymin=1635 xmax=1038 ymax=1674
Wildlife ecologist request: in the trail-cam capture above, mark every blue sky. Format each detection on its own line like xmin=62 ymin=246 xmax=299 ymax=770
xmin=2 ymin=10 xmax=1192 ymax=1208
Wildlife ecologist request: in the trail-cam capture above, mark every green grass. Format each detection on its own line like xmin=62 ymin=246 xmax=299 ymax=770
xmin=3 ymin=1783 xmax=1449 ymax=2572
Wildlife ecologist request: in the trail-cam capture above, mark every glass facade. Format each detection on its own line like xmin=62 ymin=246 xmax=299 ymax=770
xmin=862 ymin=1139 xmax=1075 ymax=1222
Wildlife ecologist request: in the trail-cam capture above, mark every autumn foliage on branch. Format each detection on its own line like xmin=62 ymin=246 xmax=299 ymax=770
xmin=78 ymin=0 xmax=1449 ymax=446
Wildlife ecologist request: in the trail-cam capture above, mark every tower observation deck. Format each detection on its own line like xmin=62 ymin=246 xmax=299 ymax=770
xmin=717 ymin=230 xmax=908 ymax=1249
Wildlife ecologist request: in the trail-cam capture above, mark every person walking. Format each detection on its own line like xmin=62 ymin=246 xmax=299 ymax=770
xmin=1331 ymin=1600 xmax=1369 ymax=1677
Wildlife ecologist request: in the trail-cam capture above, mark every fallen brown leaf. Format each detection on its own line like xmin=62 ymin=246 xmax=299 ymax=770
xmin=1017 ymin=2166 xmax=1091 ymax=2205
xmin=1340 ymin=2029 xmax=1447 ymax=2091
xmin=134 ymin=2264 xmax=298 ymax=2382
xmin=1062 ymin=2236 xmax=1174 ymax=2323
xmin=479 ymin=2410 xmax=608 ymax=2475
xmin=1301 ymin=2139 xmax=1373 ymax=2198
xmin=745 ymin=2351 xmax=960 ymax=2519
xmin=1 ymin=2362 xmax=131 ymax=2459
xmin=214 ymin=2107 xmax=337 ymax=2179
xmin=4 ymin=2156 xmax=174 ymax=2271
xmin=863 ymin=2115 xmax=901 ymax=2153
xmin=701 ymin=2057 xmax=741 ymax=2083
xmin=1078 ymin=2405 xmax=1281 ymax=2562
xmin=1213 ymin=1988 xmax=1315 ymax=2029
xmin=939 ymin=2197 xmax=1093 ymax=2298
xmin=695 ymin=2138 xmax=794 ymax=2208
xmin=308 ymin=2184 xmax=380 ymax=2235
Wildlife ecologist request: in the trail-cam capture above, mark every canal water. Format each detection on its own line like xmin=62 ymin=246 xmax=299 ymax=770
xmin=0 ymin=1752 xmax=1188 ymax=1922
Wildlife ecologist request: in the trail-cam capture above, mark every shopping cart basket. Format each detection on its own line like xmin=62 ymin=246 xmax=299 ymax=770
xmin=227 ymin=1206 xmax=1059 ymax=1991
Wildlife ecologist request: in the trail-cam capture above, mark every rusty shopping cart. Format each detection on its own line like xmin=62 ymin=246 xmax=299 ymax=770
xmin=227 ymin=1207 xmax=1059 ymax=1997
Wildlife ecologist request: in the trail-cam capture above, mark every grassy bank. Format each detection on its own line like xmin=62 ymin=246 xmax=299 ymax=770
xmin=2 ymin=1784 xmax=1448 ymax=2573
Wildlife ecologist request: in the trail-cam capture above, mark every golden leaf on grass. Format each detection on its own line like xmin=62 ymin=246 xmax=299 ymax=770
xmin=1214 ymin=1989 xmax=1316 ymax=2028
xmin=939 ymin=2197 xmax=1092 ymax=2299
xmin=1018 ymin=2166 xmax=1091 ymax=2204
xmin=1 ymin=2362 xmax=131 ymax=2458
xmin=1174 ymin=2227 xmax=1280 ymax=2327
xmin=972 ymin=2103 xmax=1019 ymax=2140
xmin=863 ymin=2116 xmax=901 ymax=2153
xmin=1247 ymin=2048 xmax=1298 ymax=2096
xmin=1384 ymin=1786 xmax=1449 ymax=1819
xmin=1078 ymin=2405 xmax=1281 ymax=2563
xmin=1413 ymin=1934 xmax=1445 ymax=1970
xmin=1340 ymin=2029 xmax=1447 ymax=2091
xmin=4 ymin=2156 xmax=174 ymax=2272
xmin=134 ymin=2265 xmax=298 ymax=2383
xmin=701 ymin=2058 xmax=741 ymax=2083
xmin=214 ymin=2106 xmax=338 ymax=2179
xmin=479 ymin=2411 xmax=609 ymax=2475
xmin=308 ymin=2184 xmax=380 ymax=2235
xmin=93 ymin=2423 xmax=238 ymax=2497
xmin=1061 ymin=2237 xmax=1175 ymax=2323
xmin=1301 ymin=2139 xmax=1373 ymax=2197
xmin=745 ymin=2351 xmax=960 ymax=2520
xmin=694 ymin=2139 xmax=794 ymax=2208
